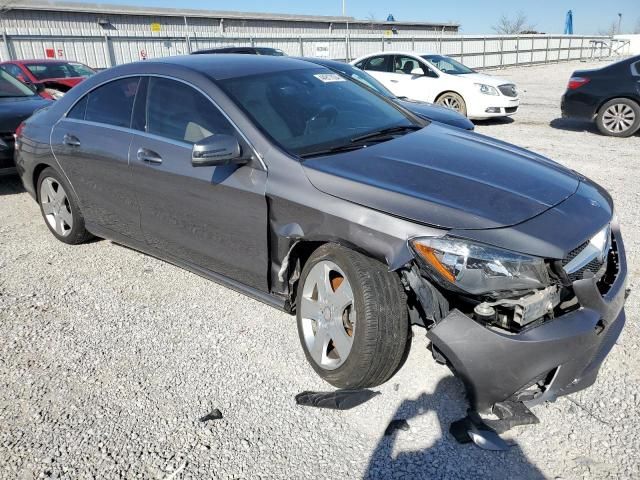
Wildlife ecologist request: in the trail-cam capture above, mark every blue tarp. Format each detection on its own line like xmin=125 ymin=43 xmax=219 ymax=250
xmin=564 ymin=10 xmax=574 ymax=35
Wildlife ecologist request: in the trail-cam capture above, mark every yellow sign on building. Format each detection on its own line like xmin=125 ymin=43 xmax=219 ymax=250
xmin=150 ymin=23 xmax=161 ymax=32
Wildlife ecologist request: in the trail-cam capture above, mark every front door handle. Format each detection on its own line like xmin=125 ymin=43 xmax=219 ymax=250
xmin=390 ymin=79 xmax=399 ymax=83
xmin=63 ymin=134 xmax=81 ymax=147
xmin=137 ymin=148 xmax=162 ymax=165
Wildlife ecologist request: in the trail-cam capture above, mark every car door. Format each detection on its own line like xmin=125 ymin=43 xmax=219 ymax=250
xmin=50 ymin=76 xmax=144 ymax=242
xmin=359 ymin=55 xmax=397 ymax=89
xmin=389 ymin=55 xmax=440 ymax=102
xmin=128 ymin=76 xmax=269 ymax=291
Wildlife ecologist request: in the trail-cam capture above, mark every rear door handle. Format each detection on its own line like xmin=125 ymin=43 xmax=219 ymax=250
xmin=137 ymin=148 xmax=162 ymax=165
xmin=63 ymin=134 xmax=81 ymax=147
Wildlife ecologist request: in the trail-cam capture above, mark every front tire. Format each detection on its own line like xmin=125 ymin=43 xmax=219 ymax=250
xmin=296 ymin=244 xmax=409 ymax=389
xmin=37 ymin=167 xmax=93 ymax=245
xmin=435 ymin=92 xmax=467 ymax=117
xmin=596 ymin=98 xmax=640 ymax=137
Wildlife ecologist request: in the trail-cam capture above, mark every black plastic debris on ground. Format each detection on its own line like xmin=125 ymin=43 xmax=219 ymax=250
xmin=295 ymin=389 xmax=380 ymax=410
xmin=199 ymin=408 xmax=223 ymax=422
xmin=384 ymin=419 xmax=410 ymax=436
xmin=450 ymin=411 xmax=510 ymax=451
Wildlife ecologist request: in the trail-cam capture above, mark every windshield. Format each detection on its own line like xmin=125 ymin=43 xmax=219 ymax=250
xmin=0 ymin=70 xmax=36 ymax=98
xmin=24 ymin=62 xmax=95 ymax=80
xmin=422 ymin=55 xmax=475 ymax=75
xmin=330 ymin=64 xmax=395 ymax=99
xmin=218 ymin=67 xmax=421 ymax=157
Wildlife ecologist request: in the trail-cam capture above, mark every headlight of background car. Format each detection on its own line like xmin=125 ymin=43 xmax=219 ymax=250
xmin=411 ymin=237 xmax=549 ymax=295
xmin=475 ymin=83 xmax=499 ymax=96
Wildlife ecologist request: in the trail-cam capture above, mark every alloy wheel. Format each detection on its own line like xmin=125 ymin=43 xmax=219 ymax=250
xmin=299 ymin=260 xmax=356 ymax=370
xmin=438 ymin=95 xmax=462 ymax=112
xmin=39 ymin=177 xmax=73 ymax=237
xmin=602 ymin=103 xmax=636 ymax=134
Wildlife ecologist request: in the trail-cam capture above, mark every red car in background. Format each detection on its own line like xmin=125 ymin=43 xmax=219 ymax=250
xmin=0 ymin=59 xmax=95 ymax=99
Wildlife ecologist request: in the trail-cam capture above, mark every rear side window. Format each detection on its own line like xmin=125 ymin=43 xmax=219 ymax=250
xmin=1 ymin=64 xmax=25 ymax=79
xmin=363 ymin=56 xmax=392 ymax=72
xmin=145 ymin=77 xmax=234 ymax=144
xmin=634 ymin=61 xmax=640 ymax=76
xmin=67 ymin=96 xmax=88 ymax=119
xmin=84 ymin=77 xmax=140 ymax=128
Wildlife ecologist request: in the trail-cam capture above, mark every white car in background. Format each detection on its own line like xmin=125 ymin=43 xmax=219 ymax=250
xmin=351 ymin=52 xmax=520 ymax=120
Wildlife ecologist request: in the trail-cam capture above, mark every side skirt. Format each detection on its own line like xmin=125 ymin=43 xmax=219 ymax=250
xmin=86 ymin=223 xmax=290 ymax=313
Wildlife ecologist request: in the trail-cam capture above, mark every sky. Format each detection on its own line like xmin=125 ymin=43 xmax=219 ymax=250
xmin=77 ymin=0 xmax=640 ymax=35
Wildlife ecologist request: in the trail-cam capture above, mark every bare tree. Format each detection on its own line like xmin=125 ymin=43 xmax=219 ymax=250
xmin=598 ymin=21 xmax=618 ymax=37
xmin=492 ymin=11 xmax=536 ymax=34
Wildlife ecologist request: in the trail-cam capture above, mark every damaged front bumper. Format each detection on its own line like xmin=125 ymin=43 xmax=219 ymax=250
xmin=425 ymin=229 xmax=628 ymax=413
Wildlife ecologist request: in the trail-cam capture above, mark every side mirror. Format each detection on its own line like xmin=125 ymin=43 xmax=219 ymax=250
xmin=191 ymin=134 xmax=247 ymax=167
xmin=410 ymin=68 xmax=424 ymax=76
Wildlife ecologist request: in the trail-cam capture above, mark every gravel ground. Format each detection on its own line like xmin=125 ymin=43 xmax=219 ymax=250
xmin=1 ymin=59 xmax=639 ymax=480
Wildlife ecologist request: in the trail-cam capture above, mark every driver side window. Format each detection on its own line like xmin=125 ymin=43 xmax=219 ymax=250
xmin=145 ymin=77 xmax=234 ymax=144
xmin=393 ymin=56 xmax=424 ymax=76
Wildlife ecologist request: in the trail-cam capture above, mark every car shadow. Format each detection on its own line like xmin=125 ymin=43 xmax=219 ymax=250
xmin=364 ymin=376 xmax=545 ymax=479
xmin=549 ymin=117 xmax=599 ymax=134
xmin=473 ymin=117 xmax=516 ymax=127
xmin=0 ymin=174 xmax=26 ymax=196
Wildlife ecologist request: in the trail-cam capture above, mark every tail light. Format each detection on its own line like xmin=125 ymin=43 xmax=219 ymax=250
xmin=14 ymin=121 xmax=25 ymax=142
xmin=567 ymin=77 xmax=590 ymax=90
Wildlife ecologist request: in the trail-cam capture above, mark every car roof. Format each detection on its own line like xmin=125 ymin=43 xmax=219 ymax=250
xmin=144 ymin=54 xmax=322 ymax=80
xmin=355 ymin=51 xmax=440 ymax=58
xmin=9 ymin=59 xmax=84 ymax=64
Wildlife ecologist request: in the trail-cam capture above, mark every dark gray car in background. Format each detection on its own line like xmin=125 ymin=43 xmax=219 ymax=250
xmin=15 ymin=55 xmax=627 ymax=421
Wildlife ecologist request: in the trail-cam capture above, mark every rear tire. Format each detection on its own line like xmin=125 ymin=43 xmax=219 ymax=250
xmin=296 ymin=243 xmax=409 ymax=389
xmin=37 ymin=167 xmax=93 ymax=245
xmin=435 ymin=92 xmax=467 ymax=117
xmin=596 ymin=98 xmax=640 ymax=137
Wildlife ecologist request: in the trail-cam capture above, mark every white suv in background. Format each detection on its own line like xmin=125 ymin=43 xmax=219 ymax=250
xmin=351 ymin=52 xmax=520 ymax=120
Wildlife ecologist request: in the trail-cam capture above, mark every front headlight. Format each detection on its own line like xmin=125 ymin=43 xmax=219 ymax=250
xmin=411 ymin=237 xmax=549 ymax=295
xmin=475 ymin=83 xmax=499 ymax=96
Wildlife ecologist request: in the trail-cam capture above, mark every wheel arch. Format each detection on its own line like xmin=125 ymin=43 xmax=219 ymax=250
xmin=595 ymin=96 xmax=640 ymax=116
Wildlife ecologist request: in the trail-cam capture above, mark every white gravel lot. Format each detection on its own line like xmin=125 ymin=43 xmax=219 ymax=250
xmin=1 ymin=59 xmax=639 ymax=480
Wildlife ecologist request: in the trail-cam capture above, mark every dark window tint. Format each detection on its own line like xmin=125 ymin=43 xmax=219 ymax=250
xmin=23 ymin=62 xmax=95 ymax=80
xmin=394 ymin=56 xmax=423 ymax=75
xmin=145 ymin=77 xmax=233 ymax=144
xmin=67 ymin=95 xmax=88 ymax=119
xmin=85 ymin=77 xmax=139 ymax=128
xmin=363 ymin=56 xmax=391 ymax=72
xmin=353 ymin=60 xmax=366 ymax=69
xmin=2 ymin=64 xmax=26 ymax=79
xmin=634 ymin=61 xmax=640 ymax=76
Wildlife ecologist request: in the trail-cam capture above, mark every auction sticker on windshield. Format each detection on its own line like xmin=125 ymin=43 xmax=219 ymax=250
xmin=314 ymin=73 xmax=346 ymax=83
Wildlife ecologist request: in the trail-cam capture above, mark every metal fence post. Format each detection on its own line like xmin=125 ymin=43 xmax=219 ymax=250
xmin=1 ymin=31 xmax=11 ymax=61
xmin=250 ymin=37 xmax=255 ymax=47
xmin=515 ymin=35 xmax=519 ymax=66
xmin=567 ymin=36 xmax=571 ymax=62
xmin=482 ymin=36 xmax=486 ymax=68
xmin=460 ymin=36 xmax=464 ymax=63
xmin=499 ymin=37 xmax=504 ymax=68
xmin=104 ymin=34 xmax=114 ymax=68
xmin=411 ymin=36 xmax=414 ymax=51
xmin=299 ymin=36 xmax=303 ymax=56
xmin=439 ymin=34 xmax=442 ymax=54
xmin=345 ymin=35 xmax=350 ymax=62
xmin=544 ymin=36 xmax=549 ymax=63
xmin=381 ymin=36 xmax=384 ymax=51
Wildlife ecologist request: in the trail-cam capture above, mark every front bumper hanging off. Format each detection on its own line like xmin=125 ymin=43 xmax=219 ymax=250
xmin=426 ymin=230 xmax=628 ymax=413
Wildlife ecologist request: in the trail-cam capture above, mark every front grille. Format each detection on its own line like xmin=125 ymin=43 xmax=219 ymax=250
xmin=562 ymin=234 xmax=612 ymax=283
xmin=499 ymin=84 xmax=518 ymax=97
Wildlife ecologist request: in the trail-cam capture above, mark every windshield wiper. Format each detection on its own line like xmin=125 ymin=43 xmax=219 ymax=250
xmin=299 ymin=143 xmax=368 ymax=159
xmin=350 ymin=124 xmax=422 ymax=143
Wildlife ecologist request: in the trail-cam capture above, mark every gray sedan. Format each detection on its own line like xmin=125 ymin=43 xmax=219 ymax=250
xmin=15 ymin=55 xmax=627 ymax=425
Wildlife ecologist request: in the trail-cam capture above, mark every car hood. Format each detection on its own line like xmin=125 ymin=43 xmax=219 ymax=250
xmin=0 ymin=96 xmax=51 ymax=132
xmin=396 ymin=99 xmax=474 ymax=130
xmin=456 ymin=72 xmax=513 ymax=87
xmin=302 ymin=123 xmax=580 ymax=230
